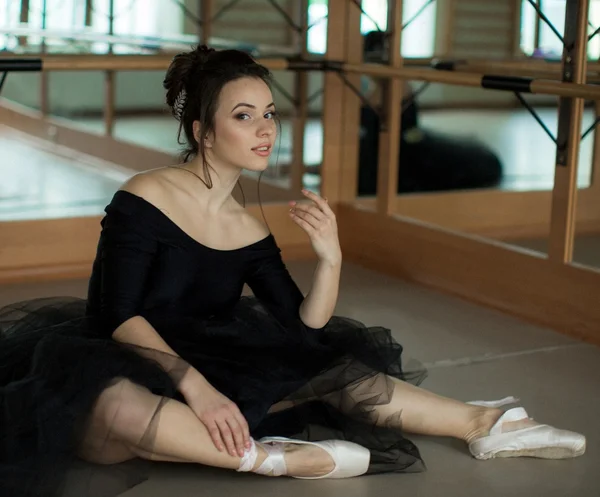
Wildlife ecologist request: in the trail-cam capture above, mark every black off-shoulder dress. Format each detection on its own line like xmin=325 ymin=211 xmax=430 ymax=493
xmin=0 ymin=190 xmax=427 ymax=497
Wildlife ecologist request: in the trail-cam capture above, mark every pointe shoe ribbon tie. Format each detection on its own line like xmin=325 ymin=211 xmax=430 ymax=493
xmin=466 ymin=396 xmax=519 ymax=408
xmin=469 ymin=407 xmax=586 ymax=460
xmin=255 ymin=436 xmax=371 ymax=479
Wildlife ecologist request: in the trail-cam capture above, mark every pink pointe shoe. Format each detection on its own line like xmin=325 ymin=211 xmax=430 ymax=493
xmin=468 ymin=405 xmax=586 ymax=460
xmin=247 ymin=436 xmax=370 ymax=479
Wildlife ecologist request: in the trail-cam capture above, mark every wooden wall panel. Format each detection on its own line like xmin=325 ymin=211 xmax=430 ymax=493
xmin=338 ymin=203 xmax=600 ymax=345
xmin=447 ymin=0 xmax=518 ymax=58
xmin=0 ymin=203 xmax=315 ymax=284
xmin=353 ymin=187 xmax=600 ymax=241
xmin=209 ymin=0 xmax=294 ymax=46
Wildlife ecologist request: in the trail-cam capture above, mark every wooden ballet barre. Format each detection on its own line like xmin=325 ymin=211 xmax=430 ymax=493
xmin=342 ymin=63 xmax=600 ymax=99
xmin=429 ymin=56 xmax=600 ymax=71
xmin=254 ymin=58 xmax=290 ymax=71
xmin=432 ymin=58 xmax=600 ymax=72
xmin=374 ymin=57 xmax=600 ymax=76
xmin=0 ymin=55 xmax=291 ymax=72
xmin=5 ymin=55 xmax=598 ymax=100
xmin=0 ymin=54 xmax=176 ymax=71
xmin=431 ymin=59 xmax=600 ymax=84
xmin=43 ymin=55 xmax=174 ymax=71
xmin=0 ymin=58 xmax=43 ymax=72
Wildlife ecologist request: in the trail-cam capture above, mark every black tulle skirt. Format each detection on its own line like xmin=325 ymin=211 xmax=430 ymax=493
xmin=0 ymin=296 xmax=427 ymax=497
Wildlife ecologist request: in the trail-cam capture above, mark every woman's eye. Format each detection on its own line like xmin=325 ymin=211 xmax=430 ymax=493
xmin=236 ymin=113 xmax=251 ymax=120
xmin=265 ymin=111 xmax=277 ymax=119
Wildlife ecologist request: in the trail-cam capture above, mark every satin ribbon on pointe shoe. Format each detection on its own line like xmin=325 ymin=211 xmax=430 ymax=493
xmin=469 ymin=407 xmax=586 ymax=460
xmin=237 ymin=436 xmax=370 ymax=479
xmin=466 ymin=396 xmax=520 ymax=408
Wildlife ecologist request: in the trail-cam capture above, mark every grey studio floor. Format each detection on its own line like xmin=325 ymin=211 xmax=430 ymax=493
xmin=1 ymin=107 xmax=599 ymax=496
xmin=1 ymin=261 xmax=599 ymax=496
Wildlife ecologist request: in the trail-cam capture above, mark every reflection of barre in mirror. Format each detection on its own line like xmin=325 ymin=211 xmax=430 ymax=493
xmin=0 ymin=0 xmax=599 ymax=495
xmin=0 ymin=41 xmax=588 ymax=497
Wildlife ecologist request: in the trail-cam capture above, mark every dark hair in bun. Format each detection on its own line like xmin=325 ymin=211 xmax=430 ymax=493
xmin=163 ymin=45 xmax=272 ymax=187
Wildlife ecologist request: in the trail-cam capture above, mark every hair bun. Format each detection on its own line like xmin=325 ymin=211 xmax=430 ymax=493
xmin=193 ymin=45 xmax=216 ymax=66
xmin=163 ymin=44 xmax=217 ymax=120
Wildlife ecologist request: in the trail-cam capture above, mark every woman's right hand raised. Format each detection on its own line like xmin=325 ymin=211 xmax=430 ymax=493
xmin=179 ymin=369 xmax=251 ymax=457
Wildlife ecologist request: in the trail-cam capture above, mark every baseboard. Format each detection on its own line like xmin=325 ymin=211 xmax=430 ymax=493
xmin=0 ymin=263 xmax=93 ymax=285
xmin=338 ymin=204 xmax=600 ymax=347
xmin=0 ymin=244 xmax=316 ymax=285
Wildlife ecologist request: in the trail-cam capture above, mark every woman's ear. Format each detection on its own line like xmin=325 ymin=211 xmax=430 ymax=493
xmin=193 ymin=120 xmax=213 ymax=149
xmin=192 ymin=120 xmax=201 ymax=143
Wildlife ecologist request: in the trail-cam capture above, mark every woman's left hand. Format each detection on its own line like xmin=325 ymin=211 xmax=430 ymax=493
xmin=289 ymin=189 xmax=342 ymax=266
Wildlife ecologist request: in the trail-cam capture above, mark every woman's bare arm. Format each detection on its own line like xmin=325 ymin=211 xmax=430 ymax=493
xmin=289 ymin=190 xmax=343 ymax=329
xmin=112 ymin=316 xmax=205 ymax=395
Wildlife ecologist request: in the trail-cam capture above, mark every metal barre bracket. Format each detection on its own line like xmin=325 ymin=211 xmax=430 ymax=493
xmin=481 ymin=75 xmax=534 ymax=93
xmin=430 ymin=59 xmax=458 ymax=71
xmin=0 ymin=59 xmax=43 ymax=72
xmin=0 ymin=58 xmax=43 ymax=95
xmin=286 ymin=58 xmax=344 ymax=73
xmin=432 ymin=60 xmax=535 ymax=93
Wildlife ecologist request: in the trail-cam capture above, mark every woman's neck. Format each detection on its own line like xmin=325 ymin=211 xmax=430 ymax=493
xmin=181 ymin=155 xmax=242 ymax=214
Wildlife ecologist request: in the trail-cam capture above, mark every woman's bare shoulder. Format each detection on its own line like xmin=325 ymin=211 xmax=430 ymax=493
xmin=118 ymin=168 xmax=175 ymax=206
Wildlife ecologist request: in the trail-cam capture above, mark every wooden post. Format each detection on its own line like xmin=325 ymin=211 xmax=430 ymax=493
xmin=39 ymin=0 xmax=49 ymax=116
xmin=104 ymin=71 xmax=115 ymax=137
xmin=443 ymin=0 xmax=457 ymax=56
xmin=320 ymin=0 xmax=348 ymax=203
xmin=338 ymin=0 xmax=362 ymax=202
xmin=104 ymin=0 xmax=115 ymax=137
xmin=290 ymin=0 xmax=309 ymax=193
xmin=201 ymin=0 xmax=213 ymax=44
xmin=548 ymin=0 xmax=589 ymax=262
xmin=586 ymin=55 xmax=600 ymax=198
xmin=84 ymin=0 xmax=93 ymax=26
xmin=591 ymin=100 xmax=600 ymax=190
xmin=534 ymin=0 xmax=542 ymax=50
xmin=511 ymin=0 xmax=523 ymax=56
xmin=18 ymin=0 xmax=30 ymax=46
xmin=376 ymin=0 xmax=404 ymax=215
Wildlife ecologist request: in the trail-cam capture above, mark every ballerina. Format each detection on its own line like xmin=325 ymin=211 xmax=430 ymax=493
xmin=0 ymin=45 xmax=585 ymax=497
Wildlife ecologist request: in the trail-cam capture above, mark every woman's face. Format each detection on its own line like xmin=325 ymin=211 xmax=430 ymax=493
xmin=204 ymin=76 xmax=277 ymax=172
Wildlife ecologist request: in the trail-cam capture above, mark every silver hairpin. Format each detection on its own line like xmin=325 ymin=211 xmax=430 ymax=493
xmin=173 ymin=89 xmax=187 ymax=121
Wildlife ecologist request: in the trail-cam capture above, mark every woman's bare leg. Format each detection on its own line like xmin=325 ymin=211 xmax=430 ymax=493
xmin=364 ymin=376 xmax=585 ymax=460
xmin=78 ymin=379 xmax=334 ymax=477
xmin=352 ymin=376 xmax=548 ymax=444
xmin=273 ymin=374 xmax=504 ymax=443
xmin=366 ymin=377 xmax=504 ymax=442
